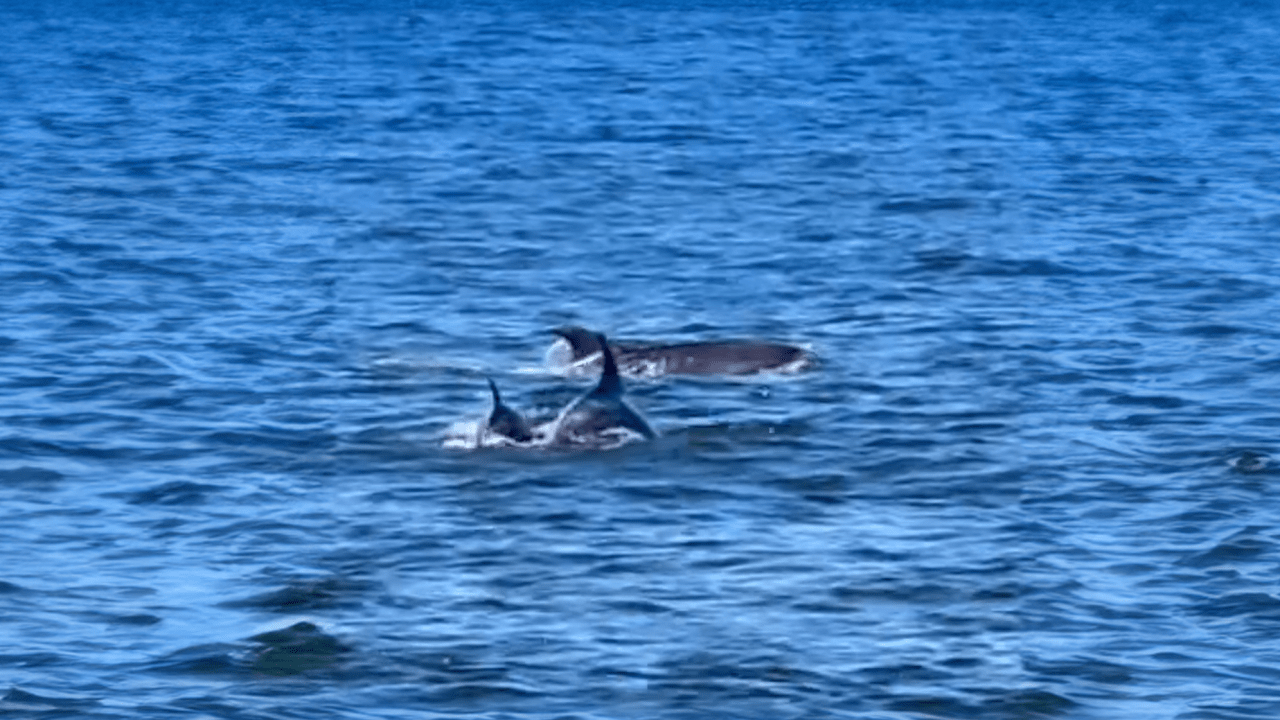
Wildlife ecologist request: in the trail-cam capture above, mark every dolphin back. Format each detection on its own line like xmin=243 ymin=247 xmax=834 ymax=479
xmin=549 ymin=327 xmax=812 ymax=377
xmin=646 ymin=341 xmax=808 ymax=375
xmin=550 ymin=331 xmax=655 ymax=445
xmin=551 ymin=326 xmax=605 ymax=359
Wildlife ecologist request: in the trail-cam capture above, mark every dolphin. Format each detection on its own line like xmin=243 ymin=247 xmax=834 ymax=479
xmin=550 ymin=332 xmax=656 ymax=446
xmin=485 ymin=378 xmax=534 ymax=443
xmin=549 ymin=326 xmax=812 ymax=377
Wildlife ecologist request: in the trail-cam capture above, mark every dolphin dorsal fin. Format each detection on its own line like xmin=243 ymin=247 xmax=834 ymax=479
xmin=486 ymin=378 xmax=533 ymax=442
xmin=591 ymin=332 xmax=623 ymax=398
xmin=488 ymin=377 xmax=517 ymax=423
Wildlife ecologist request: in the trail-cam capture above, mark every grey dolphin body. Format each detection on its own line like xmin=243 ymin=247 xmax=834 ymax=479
xmin=551 ymin=332 xmax=655 ymax=445
xmin=486 ymin=378 xmax=534 ymax=443
xmin=550 ymin=326 xmax=811 ymax=377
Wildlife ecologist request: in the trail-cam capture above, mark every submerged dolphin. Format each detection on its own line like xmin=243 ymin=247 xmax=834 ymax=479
xmin=485 ymin=378 xmax=534 ymax=443
xmin=549 ymin=326 xmax=812 ymax=377
xmin=550 ymin=332 xmax=655 ymax=446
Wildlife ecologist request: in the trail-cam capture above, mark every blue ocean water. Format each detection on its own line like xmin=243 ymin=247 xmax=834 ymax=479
xmin=2 ymin=1 xmax=1278 ymax=718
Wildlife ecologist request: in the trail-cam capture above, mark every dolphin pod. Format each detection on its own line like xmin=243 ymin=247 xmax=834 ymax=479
xmin=481 ymin=331 xmax=654 ymax=449
xmin=471 ymin=326 xmax=811 ymax=451
xmin=548 ymin=325 xmax=812 ymax=377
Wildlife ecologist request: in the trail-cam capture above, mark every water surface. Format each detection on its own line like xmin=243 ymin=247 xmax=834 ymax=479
xmin=2 ymin=2 xmax=1279 ymax=718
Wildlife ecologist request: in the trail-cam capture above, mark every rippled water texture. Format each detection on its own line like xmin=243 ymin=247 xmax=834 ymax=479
xmin=2 ymin=2 xmax=1279 ymax=718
